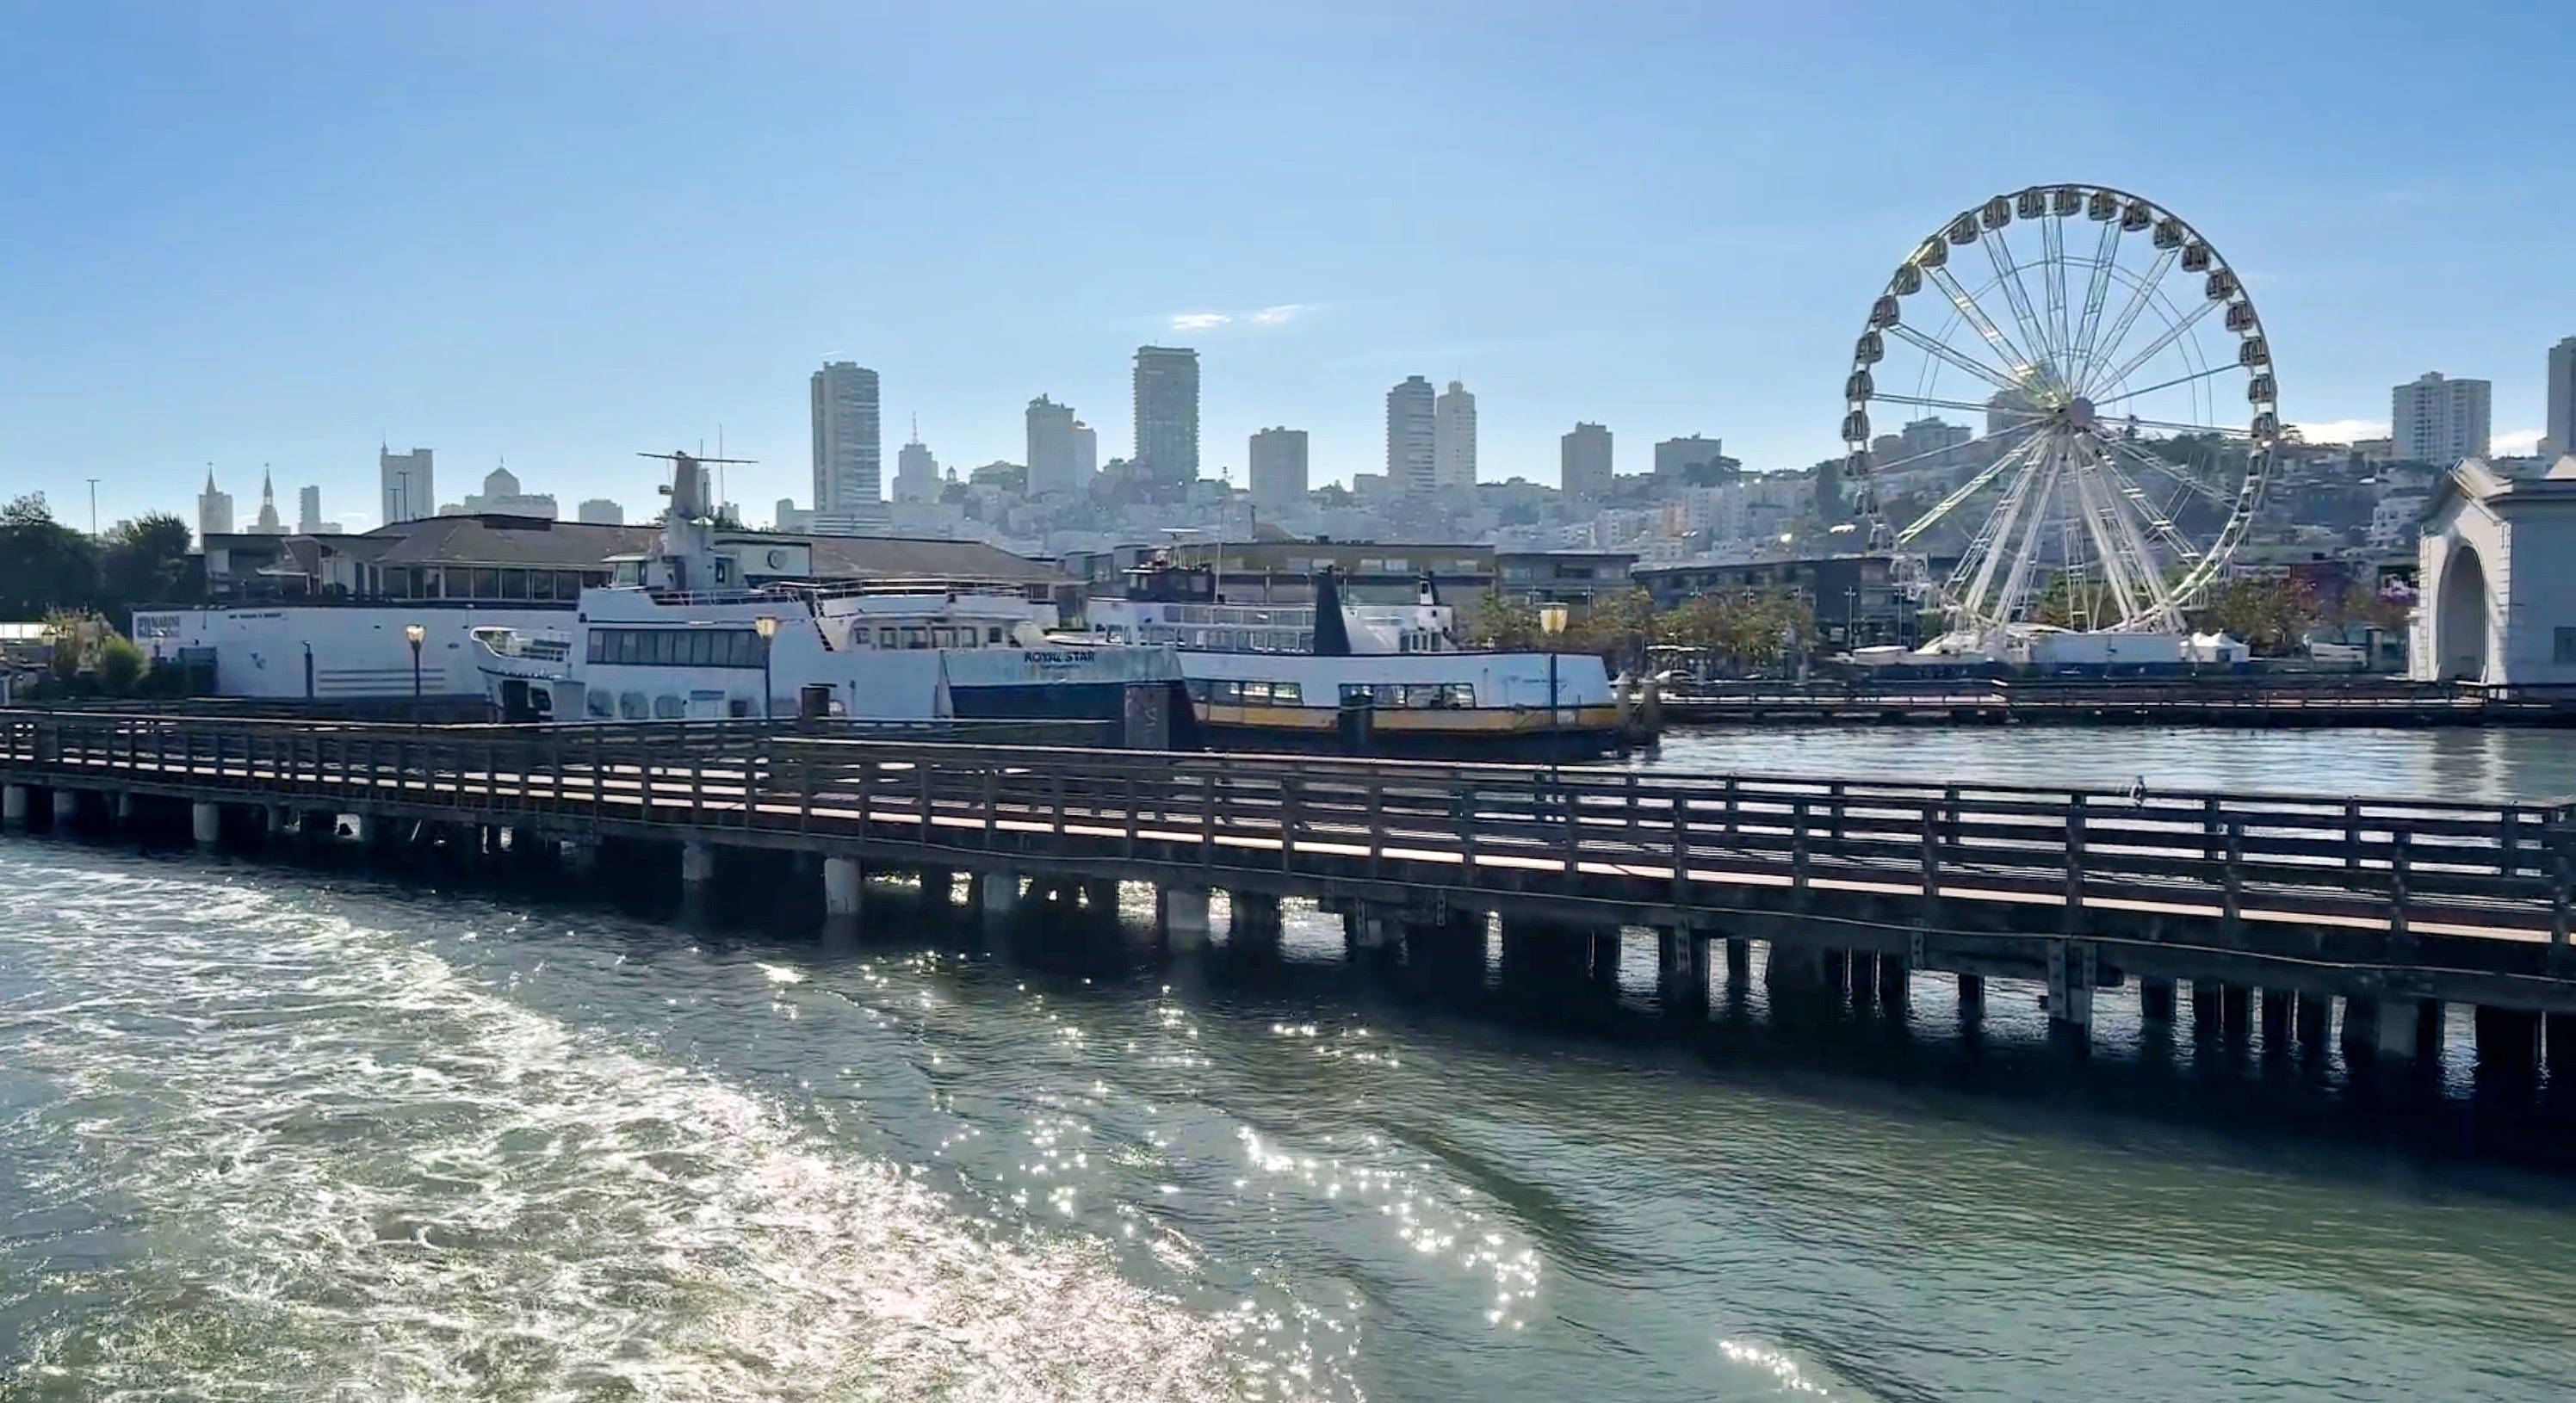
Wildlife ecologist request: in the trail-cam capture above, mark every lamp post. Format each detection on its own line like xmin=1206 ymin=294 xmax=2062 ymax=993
xmin=1539 ymin=601 xmax=1570 ymax=773
xmin=404 ymin=622 xmax=425 ymax=726
xmin=753 ymin=615 xmax=779 ymax=721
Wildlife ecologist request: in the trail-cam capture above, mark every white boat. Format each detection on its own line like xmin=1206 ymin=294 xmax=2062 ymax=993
xmin=471 ymin=452 xmax=1180 ymax=726
xmin=1081 ymin=564 xmax=1625 ymax=759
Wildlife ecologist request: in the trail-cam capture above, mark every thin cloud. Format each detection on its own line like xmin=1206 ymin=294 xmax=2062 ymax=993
xmin=2494 ymin=428 xmax=2545 ymax=455
xmin=1168 ymin=312 xmax=1231 ymax=331
xmin=1250 ymin=304 xmax=1312 ymax=326
xmin=2290 ymin=418 xmax=2387 ymax=444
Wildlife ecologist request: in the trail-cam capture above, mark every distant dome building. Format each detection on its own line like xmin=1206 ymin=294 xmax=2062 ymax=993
xmin=449 ymin=460 xmax=558 ymax=519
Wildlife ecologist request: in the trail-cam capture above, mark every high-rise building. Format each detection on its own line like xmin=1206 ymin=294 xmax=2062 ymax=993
xmin=2546 ymin=337 xmax=2576 ymax=461
xmin=380 ymin=446 xmax=434 ymax=525
xmin=577 ymin=498 xmax=624 ymax=525
xmin=1071 ymin=421 xmax=1097 ymax=484
xmin=1654 ymin=436 xmax=1727 ymax=478
xmin=1434 ymin=380 xmax=1477 ymax=491
xmin=2392 ymin=372 xmax=2491 ymax=464
xmin=1248 ymin=427 xmax=1309 ymax=511
xmin=1132 ymin=346 xmax=1200 ymax=487
xmin=1561 ymin=422 xmax=1613 ymax=501
xmin=893 ymin=420 xmax=941 ymax=504
xmin=196 ymin=468 xmax=233 ymax=541
xmin=1386 ymin=375 xmax=1437 ymax=496
xmin=771 ymin=498 xmax=811 ymax=533
xmin=1026 ymin=395 xmax=1088 ymax=498
xmin=248 ymin=469 xmax=285 ymax=534
xmin=297 ymin=485 xmax=323 ymax=534
xmin=810 ymin=361 xmax=883 ymax=533
xmin=1898 ymin=417 xmax=1972 ymax=466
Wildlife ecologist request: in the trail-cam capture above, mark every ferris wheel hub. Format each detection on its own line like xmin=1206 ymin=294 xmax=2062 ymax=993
xmin=2063 ymin=396 xmax=2097 ymax=432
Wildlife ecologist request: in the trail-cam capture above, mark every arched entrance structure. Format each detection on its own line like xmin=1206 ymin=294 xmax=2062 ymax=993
xmin=2412 ymin=455 xmax=2576 ymax=684
xmin=2436 ymin=543 xmax=2489 ymax=681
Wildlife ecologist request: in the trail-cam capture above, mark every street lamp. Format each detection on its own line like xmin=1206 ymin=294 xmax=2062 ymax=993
xmin=753 ymin=615 xmax=779 ymax=721
xmin=404 ymin=622 xmax=425 ymax=725
xmin=1539 ymin=601 xmax=1570 ymax=771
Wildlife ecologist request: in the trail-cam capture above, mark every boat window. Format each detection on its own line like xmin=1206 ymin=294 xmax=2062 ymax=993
xmin=619 ymin=691 xmax=647 ymax=720
xmin=653 ymin=694 xmax=684 ymax=719
xmin=1445 ymin=683 xmax=1475 ymax=708
xmin=902 ymin=627 xmax=928 ymax=649
xmin=1212 ymin=680 xmax=1243 ymax=704
xmin=500 ymin=569 xmax=529 ymax=600
xmin=1340 ymin=683 xmax=1372 ymax=707
xmin=933 ymin=626 xmax=956 ymax=648
xmin=879 ymin=627 xmax=898 ymax=648
xmin=729 ymin=698 xmax=752 ymax=719
xmin=1274 ymin=682 xmax=1302 ymax=705
xmin=1241 ymin=680 xmax=1272 ymax=704
xmin=988 ymin=626 xmax=1005 ymax=644
xmin=587 ymin=689 xmax=614 ymax=717
xmin=1186 ymin=678 xmax=1211 ymax=701
xmin=529 ymin=572 xmax=555 ymax=601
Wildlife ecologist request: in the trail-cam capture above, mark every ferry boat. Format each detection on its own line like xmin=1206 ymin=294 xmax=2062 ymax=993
xmin=1080 ymin=564 xmax=1627 ymax=759
xmin=471 ymin=452 xmax=1181 ymax=726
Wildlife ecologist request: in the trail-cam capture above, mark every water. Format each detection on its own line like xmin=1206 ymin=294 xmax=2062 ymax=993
xmin=11 ymin=724 xmax=2576 ymax=1399
xmin=1641 ymin=724 xmax=2576 ymax=802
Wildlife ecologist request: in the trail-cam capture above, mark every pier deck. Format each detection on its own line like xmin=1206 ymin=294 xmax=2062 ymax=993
xmin=8 ymin=709 xmax=2576 ymax=1054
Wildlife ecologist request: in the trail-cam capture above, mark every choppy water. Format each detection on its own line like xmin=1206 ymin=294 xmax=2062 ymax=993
xmin=6 ymin=829 xmax=2576 ymax=1400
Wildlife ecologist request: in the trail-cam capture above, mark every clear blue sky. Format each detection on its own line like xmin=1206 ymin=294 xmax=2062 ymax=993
xmin=6 ymin=1 xmax=2573 ymax=530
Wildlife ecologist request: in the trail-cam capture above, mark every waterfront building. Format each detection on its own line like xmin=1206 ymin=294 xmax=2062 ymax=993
xmin=249 ymin=471 xmax=285 ymax=535
xmin=1026 ymin=396 xmax=1088 ymax=498
xmin=1636 ymin=553 xmax=1921 ymax=649
xmin=1387 ymin=376 xmax=1436 ymax=496
xmin=1434 ymin=380 xmax=1477 ymax=491
xmin=1495 ymin=550 xmax=1638 ymax=615
xmin=2547 ymin=336 xmax=2576 ymax=460
xmin=2412 ymin=454 xmax=2576 ymax=683
xmin=577 ymin=498 xmax=624 ymax=525
xmin=2392 ymin=372 xmax=2491 ymax=464
xmin=810 ymin=361 xmax=884 ymax=533
xmin=450 ymin=464 xmax=558 ymax=518
xmin=297 ymin=485 xmax=324 ymax=534
xmin=1132 ymin=346 xmax=1199 ymax=489
xmin=1561 ymin=423 xmax=1613 ymax=502
xmin=196 ymin=469 xmax=233 ymax=542
xmin=380 ymin=446 xmax=433 ymax=525
xmin=1248 ymin=427 xmax=1309 ymax=512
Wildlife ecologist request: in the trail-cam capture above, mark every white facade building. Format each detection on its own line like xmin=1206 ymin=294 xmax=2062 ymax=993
xmin=2392 ymin=372 xmax=2491 ymax=464
xmin=2369 ymin=492 xmax=2428 ymax=549
xmin=810 ymin=361 xmax=883 ymax=533
xmin=1434 ymin=380 xmax=1477 ymax=491
xmin=892 ymin=430 xmax=940 ymax=504
xmin=577 ymin=498 xmax=624 ymax=526
xmin=297 ymin=485 xmax=324 ymax=534
xmin=380 ymin=446 xmax=433 ymax=526
xmin=451 ymin=466 xmax=558 ymax=518
xmin=1386 ymin=375 xmax=1436 ymax=496
xmin=2412 ymin=456 xmax=2576 ymax=683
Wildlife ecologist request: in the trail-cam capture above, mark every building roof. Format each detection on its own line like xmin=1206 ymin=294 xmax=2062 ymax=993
xmin=2425 ymin=456 xmax=2576 ymax=521
xmin=799 ymin=533 xmax=1062 ymax=584
xmin=365 ymin=515 xmax=658 ymax=568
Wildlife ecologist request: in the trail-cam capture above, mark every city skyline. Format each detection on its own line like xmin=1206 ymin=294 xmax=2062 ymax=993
xmin=9 ymin=3 xmax=2576 ymax=528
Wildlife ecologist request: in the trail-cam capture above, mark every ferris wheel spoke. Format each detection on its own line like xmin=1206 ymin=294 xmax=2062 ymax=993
xmin=2065 ymin=461 xmax=2144 ymax=623
xmin=2089 ymin=362 xmax=2238 ymax=410
xmin=1892 ymin=431 xmax=2044 ymax=547
xmin=2086 ymin=447 xmax=2188 ymax=627
xmin=2040 ymin=214 xmax=2072 ymax=372
xmin=2086 ymin=294 xmax=2222 ymax=401
xmin=1866 ymin=419 xmax=2040 ymax=480
xmin=1883 ymin=324 xmax=2024 ymax=395
xmin=2092 ymin=432 xmax=2235 ymax=508
xmin=1924 ymin=264 xmax=2040 ymax=384
xmin=1978 ymin=226 xmax=2061 ymax=389
xmin=1952 ymin=437 xmax=2054 ymax=623
xmin=2072 ymin=244 xmax=2179 ymax=392
xmin=1866 ymin=392 xmax=2044 ymax=418
xmin=2067 ymin=220 xmax=2123 ymax=381
xmin=2103 ymin=415 xmax=2251 ymax=439
xmin=2087 ymin=437 xmax=2205 ymax=564
xmin=1985 ymin=448 xmax=2065 ymax=627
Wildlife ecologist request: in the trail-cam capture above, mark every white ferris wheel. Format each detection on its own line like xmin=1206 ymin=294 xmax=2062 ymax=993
xmin=1842 ymin=184 xmax=2279 ymax=638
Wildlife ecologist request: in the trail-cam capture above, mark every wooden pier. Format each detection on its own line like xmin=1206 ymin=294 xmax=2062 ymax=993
xmin=7 ymin=708 xmax=2576 ymax=1067
xmin=1660 ymin=677 xmax=2576 ymax=728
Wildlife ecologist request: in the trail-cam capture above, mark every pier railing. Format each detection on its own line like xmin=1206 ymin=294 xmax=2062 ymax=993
xmin=4 ymin=710 xmax=2572 ymax=943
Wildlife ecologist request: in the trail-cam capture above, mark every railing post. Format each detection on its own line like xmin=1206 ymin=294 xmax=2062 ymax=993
xmin=1369 ymin=780 xmax=1385 ymax=881
xmin=1202 ymin=770 xmax=1217 ymax=868
xmin=921 ymin=763 xmax=935 ymax=845
xmin=1671 ymin=796 xmax=1689 ymax=903
xmin=2201 ymin=795 xmax=2221 ymax=862
xmin=2065 ymin=794 xmax=2087 ymax=925
xmin=1920 ymin=800 xmax=1940 ymax=898
xmin=1282 ymin=776 xmax=1299 ymax=873
xmin=1791 ymin=797 xmax=1810 ymax=892
xmin=2344 ymin=798 xmax=2363 ymax=870
xmin=1723 ymin=776 xmax=1739 ymax=838
xmin=1458 ymin=783 xmax=1477 ymax=881
xmin=1829 ymin=780 xmax=1847 ymax=844
xmin=1126 ymin=773 xmax=1140 ymax=859
xmin=1945 ymin=784 xmax=1961 ymax=854
xmin=1563 ymin=778 xmax=1581 ymax=875
xmin=2390 ymin=828 xmax=2411 ymax=940
xmin=2223 ymin=819 xmax=2244 ymax=936
xmin=2501 ymin=807 xmax=2521 ymax=877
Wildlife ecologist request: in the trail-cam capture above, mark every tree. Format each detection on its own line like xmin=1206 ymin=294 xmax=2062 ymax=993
xmin=1566 ymin=588 xmax=1656 ymax=671
xmin=98 ymin=511 xmax=197 ymax=618
xmin=94 ymin=634 xmax=146 ymax=695
xmin=2195 ymin=575 xmax=2323 ymax=653
xmin=0 ymin=494 xmax=99 ymax=621
xmin=1651 ymin=590 xmax=1814 ymax=674
xmin=1468 ymin=590 xmax=1541 ymax=650
xmin=1813 ymin=455 xmax=1844 ymax=519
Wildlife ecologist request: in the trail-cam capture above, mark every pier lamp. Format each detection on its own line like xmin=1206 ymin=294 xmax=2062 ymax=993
xmin=753 ymin=615 xmax=779 ymax=721
xmin=404 ymin=622 xmax=425 ymax=724
xmin=1539 ymin=602 xmax=1570 ymax=770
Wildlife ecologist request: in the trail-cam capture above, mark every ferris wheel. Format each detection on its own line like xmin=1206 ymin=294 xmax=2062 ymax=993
xmin=1842 ymin=184 xmax=2278 ymax=637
